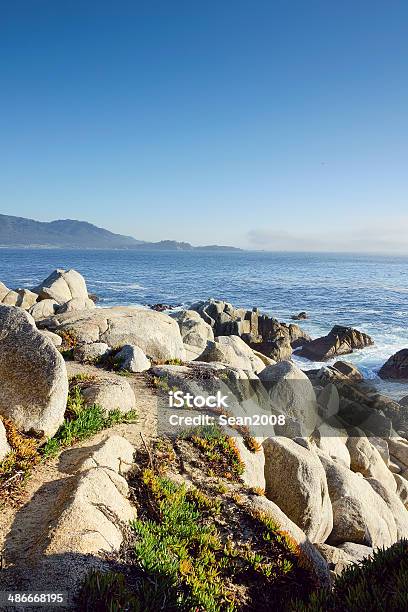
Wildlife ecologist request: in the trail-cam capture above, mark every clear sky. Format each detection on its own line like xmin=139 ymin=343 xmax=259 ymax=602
xmin=1 ymin=1 xmax=407 ymax=251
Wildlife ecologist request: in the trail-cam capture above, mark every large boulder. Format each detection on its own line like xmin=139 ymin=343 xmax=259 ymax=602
xmin=346 ymin=434 xmax=396 ymax=493
xmin=29 ymin=299 xmax=59 ymax=321
xmin=81 ymin=376 xmax=136 ymax=415
xmin=0 ymin=282 xmax=9 ymax=302
xmin=57 ymin=297 xmax=96 ymax=313
xmin=259 ymin=361 xmax=319 ymax=435
xmin=0 ymin=305 xmax=68 ymax=437
xmin=319 ymin=453 xmax=397 ymax=548
xmin=45 ymin=435 xmax=136 ymax=556
xmin=0 ymin=419 xmax=10 ymax=461
xmin=314 ymin=542 xmax=371 ymax=576
xmin=199 ymin=335 xmax=265 ymax=373
xmin=190 ymin=299 xmax=310 ymax=361
xmin=313 ymin=422 xmax=350 ymax=468
xmin=33 ymin=269 xmax=88 ymax=304
xmin=367 ymin=478 xmax=408 ymax=540
xmin=394 ymin=474 xmax=408 ymax=509
xmin=46 ymin=306 xmax=186 ymax=361
xmin=298 ymin=325 xmax=374 ymax=361
xmin=1 ymin=288 xmax=38 ymax=309
xmin=115 ymin=344 xmax=151 ymax=372
xmin=249 ymin=495 xmax=330 ymax=586
xmin=379 ymin=349 xmax=408 ymax=380
xmin=170 ymin=309 xmax=214 ymax=359
xmin=73 ymin=342 xmax=110 ymax=363
xmin=263 ymin=437 xmax=333 ymax=542
xmin=332 ymin=361 xmax=363 ymax=382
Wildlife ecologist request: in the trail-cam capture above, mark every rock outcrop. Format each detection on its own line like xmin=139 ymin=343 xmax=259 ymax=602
xmin=190 ymin=299 xmax=310 ymax=362
xmin=44 ymin=306 xmax=186 ymax=361
xmin=259 ymin=361 xmax=319 ymax=435
xmin=379 ymin=349 xmax=408 ymax=380
xmin=170 ymin=309 xmax=214 ymax=359
xmin=319 ymin=453 xmax=397 ymax=548
xmin=263 ymin=437 xmax=333 ymax=542
xmin=0 ymin=305 xmax=68 ymax=437
xmin=115 ymin=344 xmax=151 ymax=372
xmin=199 ymin=335 xmax=265 ymax=374
xmin=298 ymin=325 xmax=374 ymax=361
xmin=33 ymin=269 xmax=89 ymax=304
xmin=80 ymin=377 xmax=136 ymax=415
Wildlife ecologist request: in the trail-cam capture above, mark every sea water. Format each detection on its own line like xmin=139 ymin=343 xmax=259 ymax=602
xmin=1 ymin=249 xmax=407 ymax=398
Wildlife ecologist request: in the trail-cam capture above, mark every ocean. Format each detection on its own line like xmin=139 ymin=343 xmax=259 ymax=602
xmin=1 ymin=248 xmax=407 ymax=398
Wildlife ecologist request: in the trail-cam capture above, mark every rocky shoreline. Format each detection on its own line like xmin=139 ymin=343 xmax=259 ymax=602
xmin=1 ymin=268 xmax=408 ymax=609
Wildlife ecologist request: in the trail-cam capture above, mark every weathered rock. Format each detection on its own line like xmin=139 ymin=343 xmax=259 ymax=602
xmin=29 ymin=299 xmax=59 ymax=321
xmin=13 ymin=288 xmax=38 ymax=309
xmin=313 ymin=423 xmax=350 ymax=467
xmin=263 ymin=437 xmax=333 ymax=542
xmin=199 ymin=336 xmax=265 ymax=373
xmin=314 ymin=543 xmax=356 ymax=575
xmin=333 ymin=361 xmax=363 ymax=382
xmin=45 ymin=435 xmax=136 ymax=557
xmin=259 ymin=361 xmax=319 ymax=435
xmin=248 ymin=337 xmax=293 ymax=362
xmin=234 ymin=434 xmax=265 ymax=491
xmin=379 ymin=349 xmax=408 ymax=380
xmin=298 ymin=326 xmax=374 ymax=361
xmin=115 ymin=344 xmax=151 ymax=372
xmin=34 ymin=269 xmax=88 ymax=304
xmin=388 ymin=437 xmax=408 ymax=470
xmin=81 ymin=376 xmax=136 ymax=414
xmin=1 ymin=290 xmax=20 ymax=306
xmin=370 ymin=436 xmax=390 ymax=466
xmin=57 ymin=297 xmax=96 ymax=313
xmin=337 ymin=541 xmax=373 ymax=560
xmin=170 ymin=309 xmax=214 ymax=359
xmin=400 ymin=395 xmax=408 ymax=408
xmin=0 ymin=282 xmax=9 ymax=302
xmin=249 ymin=495 xmax=330 ymax=586
xmin=39 ymin=329 xmax=63 ymax=347
xmin=319 ymin=453 xmax=397 ymax=548
xmin=367 ymin=477 xmax=408 ymax=540
xmin=318 ymin=383 xmax=340 ymax=419
xmin=48 ymin=306 xmax=186 ymax=361
xmin=291 ymin=311 xmax=308 ymax=320
xmin=0 ymin=419 xmax=10 ymax=461
xmin=0 ymin=305 xmax=68 ymax=437
xmin=73 ymin=342 xmax=110 ymax=363
xmin=190 ymin=299 xmax=310 ymax=359
xmin=346 ymin=433 xmax=396 ymax=493
xmin=251 ymin=350 xmax=276 ymax=367
xmin=394 ymin=474 xmax=408 ymax=509
xmin=80 ymin=434 xmax=135 ymax=476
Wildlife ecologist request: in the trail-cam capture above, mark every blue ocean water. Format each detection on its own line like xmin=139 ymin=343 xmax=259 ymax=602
xmin=1 ymin=248 xmax=407 ymax=397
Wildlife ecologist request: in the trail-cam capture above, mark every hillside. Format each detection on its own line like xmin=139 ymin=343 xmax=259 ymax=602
xmin=0 ymin=215 xmax=241 ymax=251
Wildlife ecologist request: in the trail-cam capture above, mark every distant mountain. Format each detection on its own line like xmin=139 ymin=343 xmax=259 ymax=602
xmin=0 ymin=215 xmax=241 ymax=251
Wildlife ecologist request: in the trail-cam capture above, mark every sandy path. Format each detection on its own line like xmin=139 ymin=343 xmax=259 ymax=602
xmin=0 ymin=363 xmax=158 ymax=571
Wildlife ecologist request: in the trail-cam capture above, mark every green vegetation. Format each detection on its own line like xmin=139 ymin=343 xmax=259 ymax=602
xmin=293 ymin=539 xmax=408 ymax=611
xmin=42 ymin=384 xmax=137 ymax=458
xmin=0 ymin=417 xmax=41 ymax=504
xmin=184 ymin=425 xmax=245 ymax=479
xmin=79 ymin=434 xmax=315 ymax=611
xmin=0 ymin=381 xmax=137 ymax=502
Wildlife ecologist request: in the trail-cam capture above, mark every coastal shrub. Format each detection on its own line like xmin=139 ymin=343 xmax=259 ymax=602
xmin=0 ymin=417 xmax=41 ymax=504
xmin=78 ymin=571 xmax=141 ymax=612
xmin=292 ymin=539 xmax=408 ymax=611
xmin=42 ymin=384 xmax=137 ymax=458
xmin=182 ymin=424 xmax=245 ymax=479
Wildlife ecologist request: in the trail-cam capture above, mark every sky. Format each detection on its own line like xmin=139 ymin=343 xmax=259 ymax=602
xmin=0 ymin=1 xmax=407 ymax=252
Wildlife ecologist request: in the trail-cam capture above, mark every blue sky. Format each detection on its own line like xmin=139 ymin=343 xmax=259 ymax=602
xmin=1 ymin=1 xmax=407 ymax=251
